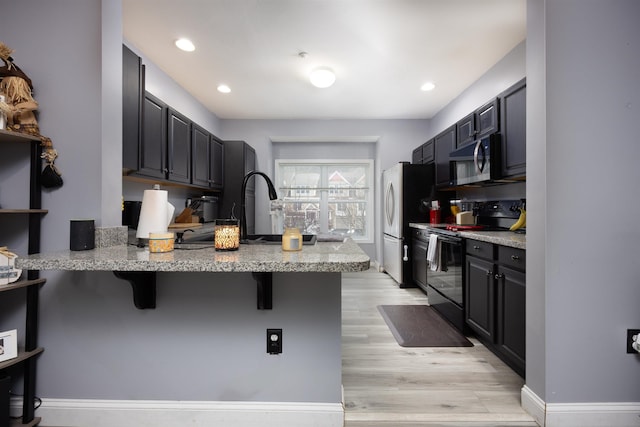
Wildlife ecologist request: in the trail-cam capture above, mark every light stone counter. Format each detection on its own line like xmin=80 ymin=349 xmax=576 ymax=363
xmin=16 ymin=238 xmax=371 ymax=273
xmin=409 ymin=223 xmax=526 ymax=250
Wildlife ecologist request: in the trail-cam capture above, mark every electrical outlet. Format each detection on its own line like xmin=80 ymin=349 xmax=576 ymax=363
xmin=626 ymin=329 xmax=640 ymax=354
xmin=267 ymin=329 xmax=282 ymax=354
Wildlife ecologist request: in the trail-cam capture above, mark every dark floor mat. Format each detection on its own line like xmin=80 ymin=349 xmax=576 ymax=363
xmin=377 ymin=305 xmax=473 ymax=347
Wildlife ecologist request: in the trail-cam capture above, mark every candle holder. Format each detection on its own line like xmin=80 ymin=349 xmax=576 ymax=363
xmin=215 ymin=219 xmax=240 ymax=251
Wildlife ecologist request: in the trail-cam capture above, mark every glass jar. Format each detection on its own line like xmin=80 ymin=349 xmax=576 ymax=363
xmin=282 ymin=227 xmax=302 ymax=251
xmin=214 ymin=219 xmax=240 ymax=251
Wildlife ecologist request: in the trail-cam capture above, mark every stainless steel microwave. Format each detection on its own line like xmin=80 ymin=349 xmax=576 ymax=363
xmin=449 ymin=133 xmax=501 ymax=186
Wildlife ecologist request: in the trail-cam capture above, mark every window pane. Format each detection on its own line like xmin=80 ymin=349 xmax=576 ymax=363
xmin=276 ymin=160 xmax=373 ymax=242
xmin=328 ymin=202 xmax=367 ymax=237
xmin=283 ymin=201 xmax=320 ymax=234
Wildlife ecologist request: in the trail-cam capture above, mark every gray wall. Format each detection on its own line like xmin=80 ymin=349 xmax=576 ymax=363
xmin=2 ymin=0 xmax=343 ymax=405
xmin=527 ymin=0 xmax=640 ymax=404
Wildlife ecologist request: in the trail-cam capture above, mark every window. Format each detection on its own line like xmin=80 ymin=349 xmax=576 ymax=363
xmin=275 ymin=159 xmax=374 ymax=243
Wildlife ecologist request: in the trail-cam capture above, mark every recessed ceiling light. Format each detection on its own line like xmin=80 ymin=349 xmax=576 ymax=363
xmin=421 ymin=82 xmax=436 ymax=92
xmin=217 ymin=84 xmax=231 ymax=94
xmin=309 ymin=67 xmax=336 ymax=88
xmin=175 ymin=38 xmax=195 ymax=52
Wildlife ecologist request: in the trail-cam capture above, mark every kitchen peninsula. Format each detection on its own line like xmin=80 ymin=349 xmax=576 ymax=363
xmin=15 ymin=238 xmax=370 ymax=427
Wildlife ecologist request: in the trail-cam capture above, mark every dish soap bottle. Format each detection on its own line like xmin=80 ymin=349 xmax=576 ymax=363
xmin=282 ymin=226 xmax=303 ymax=251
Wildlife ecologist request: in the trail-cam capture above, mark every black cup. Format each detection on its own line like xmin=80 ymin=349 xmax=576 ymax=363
xmin=70 ymin=219 xmax=95 ymax=251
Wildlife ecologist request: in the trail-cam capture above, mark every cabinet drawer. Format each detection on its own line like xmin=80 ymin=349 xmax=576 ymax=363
xmin=498 ymin=246 xmax=526 ymax=271
xmin=466 ymin=240 xmax=494 ymax=260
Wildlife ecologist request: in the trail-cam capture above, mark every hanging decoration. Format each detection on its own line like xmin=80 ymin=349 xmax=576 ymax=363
xmin=0 ymin=41 xmax=62 ymax=189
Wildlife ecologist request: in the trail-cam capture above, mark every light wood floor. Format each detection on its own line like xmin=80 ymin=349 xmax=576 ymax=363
xmin=342 ymin=267 xmax=538 ymax=427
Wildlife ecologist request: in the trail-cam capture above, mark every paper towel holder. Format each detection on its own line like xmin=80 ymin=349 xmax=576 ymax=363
xmin=135 ymin=184 xmax=175 ymax=247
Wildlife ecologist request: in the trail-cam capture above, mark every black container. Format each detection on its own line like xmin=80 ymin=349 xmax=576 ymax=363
xmin=122 ymin=201 xmax=142 ymax=229
xmin=70 ymin=219 xmax=95 ymax=251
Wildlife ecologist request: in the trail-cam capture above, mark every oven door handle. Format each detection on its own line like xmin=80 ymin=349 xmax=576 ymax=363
xmin=427 ymin=233 xmax=461 ymax=245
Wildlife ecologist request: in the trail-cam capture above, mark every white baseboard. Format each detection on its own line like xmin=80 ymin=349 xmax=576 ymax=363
xmin=521 ymin=385 xmax=546 ymax=426
xmin=21 ymin=398 xmax=344 ymax=427
xmin=521 ymin=386 xmax=640 ymax=427
xmin=545 ymin=402 xmax=640 ymax=427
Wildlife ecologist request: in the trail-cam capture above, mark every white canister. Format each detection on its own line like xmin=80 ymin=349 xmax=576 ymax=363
xmin=0 ymin=95 xmax=6 ymax=130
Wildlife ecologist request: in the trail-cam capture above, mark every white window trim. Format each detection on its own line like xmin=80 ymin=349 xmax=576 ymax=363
xmin=275 ymin=159 xmax=374 ymax=244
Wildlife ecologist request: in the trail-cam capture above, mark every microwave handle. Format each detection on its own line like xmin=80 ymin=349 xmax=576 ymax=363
xmin=473 ymin=139 xmax=486 ymax=173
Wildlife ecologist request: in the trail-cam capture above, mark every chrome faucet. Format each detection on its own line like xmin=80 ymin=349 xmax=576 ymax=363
xmin=240 ymin=171 xmax=279 ymax=242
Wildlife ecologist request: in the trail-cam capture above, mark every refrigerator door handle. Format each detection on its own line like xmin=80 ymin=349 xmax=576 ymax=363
xmin=385 ymin=182 xmax=395 ymax=227
xmin=403 ymin=244 xmax=409 ymax=261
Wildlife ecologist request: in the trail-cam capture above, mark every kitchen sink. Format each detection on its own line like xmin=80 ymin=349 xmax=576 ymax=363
xmin=183 ymin=233 xmax=317 ymax=245
xmin=243 ymin=234 xmax=317 ymax=245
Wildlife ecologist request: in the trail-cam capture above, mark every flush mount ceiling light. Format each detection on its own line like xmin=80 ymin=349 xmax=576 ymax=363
xmin=175 ymin=38 xmax=195 ymax=52
xmin=421 ymin=82 xmax=436 ymax=92
xmin=309 ymin=67 xmax=336 ymax=88
xmin=217 ymin=84 xmax=231 ymax=94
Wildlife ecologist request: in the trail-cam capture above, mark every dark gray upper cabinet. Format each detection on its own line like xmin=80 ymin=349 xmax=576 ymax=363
xmin=411 ymin=146 xmax=422 ymax=164
xmin=476 ymin=98 xmax=499 ymax=138
xmin=191 ymin=124 xmax=211 ymax=187
xmin=456 ymin=112 xmax=476 ymax=148
xmin=192 ymin=124 xmax=224 ymax=190
xmin=412 ymin=139 xmax=434 ymax=165
xmin=139 ymin=92 xmax=167 ymax=179
xmin=209 ymin=137 xmax=224 ymax=189
xmin=220 ymin=141 xmax=256 ymax=233
xmin=434 ymin=125 xmax=456 ymax=187
xmin=167 ymin=109 xmax=192 ymax=184
xmin=122 ymin=45 xmax=144 ymax=171
xmin=500 ymin=78 xmax=526 ymax=178
xmin=456 ymin=99 xmax=499 ymax=148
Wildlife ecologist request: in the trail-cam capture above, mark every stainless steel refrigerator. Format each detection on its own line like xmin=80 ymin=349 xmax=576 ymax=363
xmin=382 ymin=162 xmax=435 ymax=287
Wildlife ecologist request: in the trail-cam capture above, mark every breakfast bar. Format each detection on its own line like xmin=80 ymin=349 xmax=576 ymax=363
xmin=15 ymin=239 xmax=370 ymax=426
xmin=17 ymin=238 xmax=370 ymax=309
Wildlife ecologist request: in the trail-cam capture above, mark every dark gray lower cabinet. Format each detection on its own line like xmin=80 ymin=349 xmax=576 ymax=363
xmin=465 ymin=239 xmax=526 ymax=377
xmin=465 ymin=254 xmax=495 ymax=343
xmin=496 ymin=264 xmax=526 ymax=374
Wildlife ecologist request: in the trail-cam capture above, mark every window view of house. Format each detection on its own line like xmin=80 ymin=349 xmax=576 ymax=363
xmin=275 ymin=160 xmax=373 ymax=242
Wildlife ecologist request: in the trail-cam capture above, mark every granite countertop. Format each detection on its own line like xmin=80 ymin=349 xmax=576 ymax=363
xmin=409 ymin=223 xmax=526 ymax=250
xmin=16 ymin=239 xmax=371 ymax=273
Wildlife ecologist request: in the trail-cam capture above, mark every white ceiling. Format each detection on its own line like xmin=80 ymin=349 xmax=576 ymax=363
xmin=123 ymin=0 xmax=526 ymax=120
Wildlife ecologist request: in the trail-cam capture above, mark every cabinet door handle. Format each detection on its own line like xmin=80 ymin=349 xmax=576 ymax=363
xmin=495 ymin=273 xmax=504 ymax=280
xmin=511 ymin=255 xmax=520 ymax=261
xmin=473 ymin=245 xmax=481 ymax=250
xmin=403 ymin=245 xmax=409 ymax=262
xmin=486 ymin=270 xmax=493 ymax=277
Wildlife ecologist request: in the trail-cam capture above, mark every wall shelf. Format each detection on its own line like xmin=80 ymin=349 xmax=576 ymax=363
xmin=0 ymin=129 xmax=44 ymax=426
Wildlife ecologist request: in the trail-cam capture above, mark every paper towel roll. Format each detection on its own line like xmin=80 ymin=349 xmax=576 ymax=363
xmin=136 ymin=188 xmax=171 ymax=239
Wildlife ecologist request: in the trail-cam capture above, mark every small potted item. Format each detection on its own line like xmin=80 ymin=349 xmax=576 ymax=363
xmin=0 ymin=247 xmax=21 ymax=285
xmin=148 ymin=232 xmax=175 ymax=253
